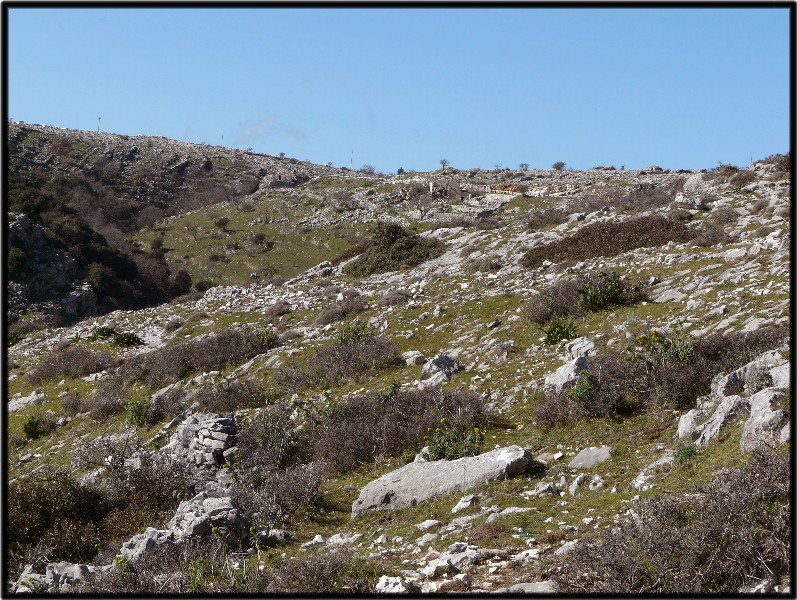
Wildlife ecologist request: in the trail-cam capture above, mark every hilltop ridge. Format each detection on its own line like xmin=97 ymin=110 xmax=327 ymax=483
xmin=5 ymin=123 xmax=792 ymax=594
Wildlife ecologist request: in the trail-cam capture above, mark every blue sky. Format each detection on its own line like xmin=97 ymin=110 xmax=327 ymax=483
xmin=6 ymin=6 xmax=791 ymax=172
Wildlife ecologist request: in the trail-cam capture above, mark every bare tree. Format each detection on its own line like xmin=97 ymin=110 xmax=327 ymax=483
xmin=519 ymin=162 xmax=529 ymax=171
xmin=440 ymin=158 xmax=449 ymax=174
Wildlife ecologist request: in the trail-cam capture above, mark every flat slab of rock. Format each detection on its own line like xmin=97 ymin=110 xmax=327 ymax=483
xmin=568 ymin=445 xmax=611 ymax=469
xmin=351 ymin=446 xmax=532 ymax=517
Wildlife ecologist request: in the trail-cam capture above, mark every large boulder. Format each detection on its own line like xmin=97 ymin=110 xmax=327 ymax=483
xmin=351 ymin=446 xmax=532 ymax=516
xmin=740 ymin=389 xmax=788 ymax=452
xmin=568 ymin=445 xmax=611 ymax=469
xmin=544 ymin=356 xmax=588 ymax=394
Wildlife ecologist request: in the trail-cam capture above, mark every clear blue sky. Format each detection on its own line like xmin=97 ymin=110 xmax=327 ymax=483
xmin=6 ymin=6 xmax=791 ymax=172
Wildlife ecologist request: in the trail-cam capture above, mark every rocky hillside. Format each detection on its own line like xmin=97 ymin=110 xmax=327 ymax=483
xmin=5 ymin=124 xmax=792 ymax=594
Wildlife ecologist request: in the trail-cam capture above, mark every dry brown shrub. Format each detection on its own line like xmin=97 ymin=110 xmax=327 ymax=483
xmin=689 ymin=222 xmax=734 ymax=247
xmin=554 ymin=449 xmax=790 ymax=594
xmin=314 ymin=294 xmax=367 ymax=326
xmin=463 ymin=255 xmax=503 ymax=273
xmin=378 ymin=289 xmax=411 ymax=306
xmin=314 ymin=386 xmax=486 ymax=474
xmin=27 ymin=347 xmax=116 ymax=384
xmin=112 ymin=327 xmax=279 ymax=389
xmin=520 ymin=215 xmax=694 ymax=269
xmin=709 ymin=206 xmax=740 ymax=225
xmin=526 ymin=207 xmax=568 ymax=230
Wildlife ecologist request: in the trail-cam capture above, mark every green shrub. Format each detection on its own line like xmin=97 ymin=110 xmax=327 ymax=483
xmin=8 ymin=331 xmax=23 ymax=346
xmin=541 ymin=317 xmax=579 ymax=345
xmin=124 ymin=398 xmax=150 ymax=427
xmin=111 ymin=332 xmax=145 ymax=348
xmin=674 ymin=441 xmax=698 ymax=465
xmin=628 ymin=326 xmax=695 ymax=372
xmin=335 ymin=322 xmax=370 ymax=345
xmin=22 ymin=414 xmax=56 ymax=440
xmin=88 ymin=326 xmax=117 ymax=341
xmin=343 ymin=222 xmax=446 ymax=276
xmin=8 ymin=246 xmax=29 ymax=281
xmin=577 ymin=271 xmax=646 ymax=312
xmin=426 ymin=423 xmax=483 ymax=460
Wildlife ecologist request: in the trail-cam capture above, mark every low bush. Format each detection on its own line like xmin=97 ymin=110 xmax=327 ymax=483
xmin=264 ymin=548 xmax=385 ymax=593
xmin=426 ymin=423 xmax=483 ymax=460
xmin=526 ymin=207 xmax=568 ymax=231
xmin=111 ymin=332 xmax=146 ymax=348
xmin=313 ymin=386 xmax=487 ymax=474
xmin=463 ymin=255 xmax=503 ymax=273
xmin=305 ymin=329 xmax=400 ymax=389
xmin=378 ymin=289 xmax=411 ymax=307
xmin=264 ymin=299 xmax=292 ymax=321
xmin=520 ymin=215 xmax=695 ymax=269
xmin=22 ymin=413 xmax=57 ymax=440
xmin=230 ymin=402 xmax=322 ymax=527
xmin=191 ymin=379 xmax=276 ymax=415
xmin=710 ymin=206 xmax=740 ymax=225
xmin=86 ymin=377 xmax=128 ymax=420
xmin=534 ymin=324 xmax=789 ymax=426
xmin=27 ymin=347 xmax=116 ymax=384
xmin=554 ymin=448 xmax=790 ymax=594
xmin=541 ymin=317 xmax=579 ymax=346
xmin=343 ymin=222 xmax=446 ymax=276
xmin=690 ymin=222 xmax=734 ymax=247
xmin=9 ymin=453 xmax=195 ymax=582
xmin=112 ymin=327 xmax=280 ymax=390
xmin=574 ymin=179 xmax=685 ymax=216
xmin=314 ymin=293 xmax=367 ymax=326
xmin=526 ymin=271 xmax=646 ymax=325
xmin=526 ymin=279 xmax=582 ymax=324
xmin=729 ymin=169 xmax=756 ymax=189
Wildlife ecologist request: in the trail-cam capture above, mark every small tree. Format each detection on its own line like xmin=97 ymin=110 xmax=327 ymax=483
xmin=173 ymin=270 xmax=192 ymax=295
xmin=440 ymin=158 xmax=449 ymax=174
xmin=552 ymin=161 xmax=566 ymax=171
xmin=360 ymin=164 xmax=376 ymax=174
xmin=519 ymin=162 xmax=529 ymax=171
xmin=214 ymin=217 xmax=230 ymax=232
